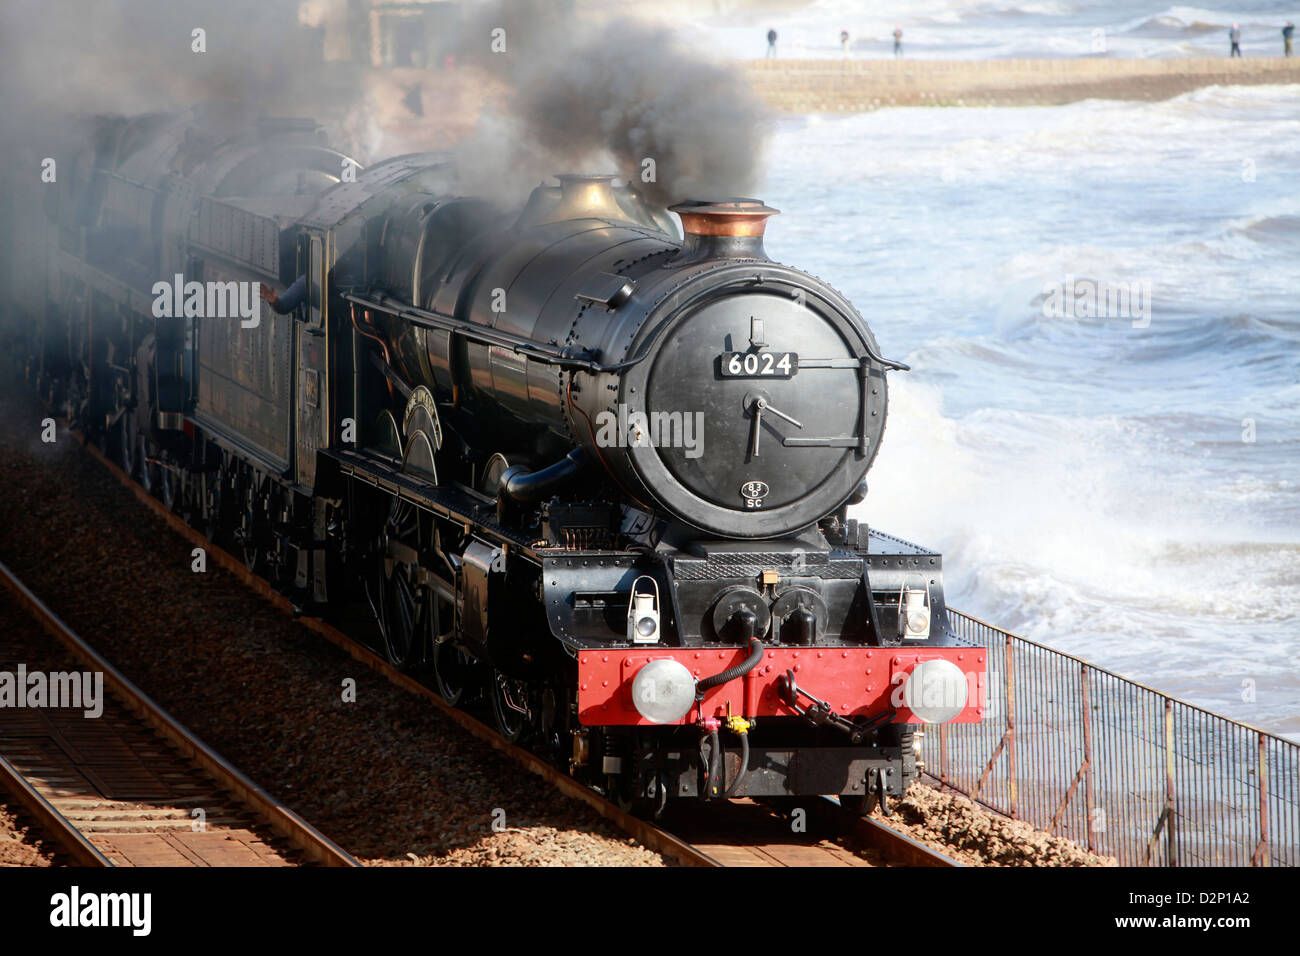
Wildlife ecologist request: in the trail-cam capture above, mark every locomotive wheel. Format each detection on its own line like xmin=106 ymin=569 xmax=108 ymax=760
xmin=237 ymin=477 xmax=264 ymax=572
xmin=135 ymin=433 xmax=156 ymax=495
xmin=363 ymin=551 xmax=420 ymax=669
xmin=430 ymin=640 xmax=475 ymax=706
xmin=66 ymin=378 xmax=88 ymax=432
xmin=489 ymin=670 xmax=530 ymax=744
xmin=839 ymin=792 xmax=875 ymax=819
xmin=612 ymin=774 xmax=664 ymax=820
xmin=363 ymin=540 xmax=385 ymax=632
xmin=159 ymin=454 xmax=178 ymax=512
xmin=427 ymin=595 xmax=473 ymax=705
xmin=264 ymin=487 xmax=291 ymax=588
xmin=379 ymin=564 xmax=421 ymax=670
xmin=177 ymin=468 xmax=199 ymax=525
xmin=117 ymin=411 xmax=135 ymax=476
xmin=363 ymin=499 xmax=428 ymax=669
xmin=201 ymin=467 xmax=225 ymax=541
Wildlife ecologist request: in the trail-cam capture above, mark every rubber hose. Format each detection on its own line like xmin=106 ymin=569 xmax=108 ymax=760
xmin=697 ymin=637 xmax=765 ymax=695
xmin=706 ymin=729 xmax=721 ymax=799
xmin=723 ymin=730 xmax=750 ymax=798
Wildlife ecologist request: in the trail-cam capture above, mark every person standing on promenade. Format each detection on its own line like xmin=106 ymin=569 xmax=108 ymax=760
xmin=767 ymin=28 xmax=778 ymax=58
xmin=841 ymin=29 xmax=850 ymax=57
xmin=1284 ymin=22 xmax=1295 ymax=57
xmin=1229 ymin=23 xmax=1242 ymax=57
xmin=893 ymin=26 xmax=903 ymax=58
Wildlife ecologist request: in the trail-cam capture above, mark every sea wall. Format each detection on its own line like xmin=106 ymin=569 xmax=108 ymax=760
xmin=744 ymin=57 xmax=1300 ymax=111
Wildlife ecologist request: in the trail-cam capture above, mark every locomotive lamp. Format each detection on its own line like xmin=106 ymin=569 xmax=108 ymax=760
xmin=627 ymin=575 xmax=661 ymax=645
xmin=898 ymin=579 xmax=931 ymax=641
xmin=631 ymin=659 xmax=696 ymax=724
xmin=902 ymin=659 xmax=969 ymax=724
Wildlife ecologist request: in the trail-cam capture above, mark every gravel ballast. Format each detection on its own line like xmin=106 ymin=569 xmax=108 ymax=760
xmin=872 ymin=785 xmax=1117 ymax=867
xmin=0 ymin=378 xmax=663 ymax=867
xmin=0 ymin=802 xmax=58 ymax=867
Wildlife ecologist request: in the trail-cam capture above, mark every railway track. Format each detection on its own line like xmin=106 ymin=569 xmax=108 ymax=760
xmin=851 ymin=809 xmax=964 ymax=867
xmin=661 ymin=796 xmax=960 ymax=867
xmin=52 ymin=425 xmax=957 ymax=868
xmin=0 ymin=560 xmax=358 ymax=867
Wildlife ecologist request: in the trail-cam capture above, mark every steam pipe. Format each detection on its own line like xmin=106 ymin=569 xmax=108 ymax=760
xmin=498 ymin=447 xmax=588 ymax=503
xmin=340 ymin=291 xmax=658 ymax=374
xmin=350 ymin=305 xmax=399 ymax=401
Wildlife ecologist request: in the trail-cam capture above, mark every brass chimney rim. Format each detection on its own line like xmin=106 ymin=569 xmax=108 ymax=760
xmin=669 ymin=198 xmax=780 ymax=238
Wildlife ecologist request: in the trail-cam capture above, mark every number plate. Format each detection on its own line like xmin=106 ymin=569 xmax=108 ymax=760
xmin=719 ymin=351 xmax=798 ymax=378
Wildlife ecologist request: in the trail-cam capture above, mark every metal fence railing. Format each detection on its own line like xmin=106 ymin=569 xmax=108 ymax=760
xmin=929 ymin=608 xmax=1299 ymax=867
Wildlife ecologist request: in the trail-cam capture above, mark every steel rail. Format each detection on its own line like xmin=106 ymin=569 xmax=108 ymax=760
xmin=0 ymin=557 xmax=360 ymax=868
xmin=851 ymin=812 xmax=963 ymax=867
xmin=0 ymin=752 xmax=114 ymax=866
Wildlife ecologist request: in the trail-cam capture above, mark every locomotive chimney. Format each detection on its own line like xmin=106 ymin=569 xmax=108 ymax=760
xmin=553 ymin=174 xmax=626 ymax=220
xmin=517 ymin=174 xmax=630 ymax=226
xmin=669 ymin=198 xmax=779 ymax=261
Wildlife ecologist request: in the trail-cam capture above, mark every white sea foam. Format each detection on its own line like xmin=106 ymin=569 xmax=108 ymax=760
xmin=762 ymin=86 xmax=1300 ymax=737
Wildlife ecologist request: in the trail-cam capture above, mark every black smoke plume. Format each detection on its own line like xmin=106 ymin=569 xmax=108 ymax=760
xmin=0 ymin=1 xmax=770 ymax=220
xmin=452 ymin=0 xmax=771 ymax=205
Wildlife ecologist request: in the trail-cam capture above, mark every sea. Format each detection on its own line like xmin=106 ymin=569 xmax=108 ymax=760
xmin=695 ymin=0 xmax=1297 ymax=60
xmin=669 ymin=3 xmax=1300 ymax=739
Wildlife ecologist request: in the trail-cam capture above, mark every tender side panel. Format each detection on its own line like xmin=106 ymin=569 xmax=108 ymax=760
xmin=194 ymin=260 xmax=293 ymax=469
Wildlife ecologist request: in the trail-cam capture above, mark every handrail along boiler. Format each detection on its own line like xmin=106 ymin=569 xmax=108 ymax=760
xmin=28 ymin=110 xmax=985 ymax=814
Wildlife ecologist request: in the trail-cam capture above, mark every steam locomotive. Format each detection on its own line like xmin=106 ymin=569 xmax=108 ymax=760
xmin=19 ymin=108 xmax=985 ymax=816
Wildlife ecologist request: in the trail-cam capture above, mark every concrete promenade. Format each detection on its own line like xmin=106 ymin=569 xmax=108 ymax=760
xmin=744 ymin=57 xmax=1300 ymax=111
